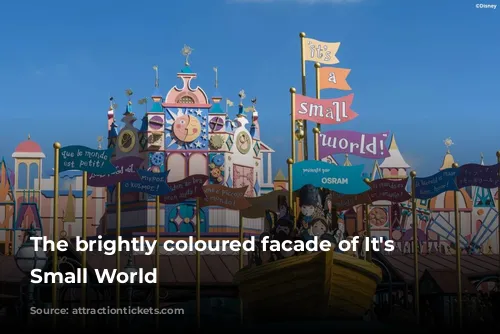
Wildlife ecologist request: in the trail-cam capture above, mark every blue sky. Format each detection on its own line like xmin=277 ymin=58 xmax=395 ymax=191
xmin=0 ymin=0 xmax=498 ymax=178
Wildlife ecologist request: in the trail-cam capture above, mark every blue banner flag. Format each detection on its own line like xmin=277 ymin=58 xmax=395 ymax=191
xmin=122 ymin=170 xmax=171 ymax=196
xmin=456 ymin=163 xmax=500 ymax=189
xmin=414 ymin=168 xmax=459 ymax=199
xmin=292 ymin=160 xmax=369 ymax=194
xmin=59 ymin=146 xmax=116 ymax=175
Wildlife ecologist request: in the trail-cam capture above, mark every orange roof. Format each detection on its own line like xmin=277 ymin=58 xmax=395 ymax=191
xmin=14 ymin=139 xmax=42 ymax=153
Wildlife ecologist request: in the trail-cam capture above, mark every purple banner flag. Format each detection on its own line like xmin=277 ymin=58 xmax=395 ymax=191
xmin=87 ymin=156 xmax=143 ymax=187
xmin=318 ymin=130 xmax=390 ymax=159
xmin=456 ymin=163 xmax=500 ymax=189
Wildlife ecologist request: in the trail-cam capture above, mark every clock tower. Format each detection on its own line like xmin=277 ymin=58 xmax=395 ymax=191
xmin=162 ymin=45 xmax=211 ymax=233
xmin=139 ymin=66 xmax=166 ymax=173
xmin=115 ymin=91 xmax=140 ymax=159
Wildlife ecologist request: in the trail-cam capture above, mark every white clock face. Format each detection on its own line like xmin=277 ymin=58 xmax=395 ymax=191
xmin=236 ymin=131 xmax=251 ymax=154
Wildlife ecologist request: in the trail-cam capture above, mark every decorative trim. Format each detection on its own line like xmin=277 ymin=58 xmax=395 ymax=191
xmin=12 ymin=152 xmax=46 ymax=158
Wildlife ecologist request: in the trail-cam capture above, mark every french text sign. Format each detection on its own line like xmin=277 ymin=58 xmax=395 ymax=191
xmin=160 ymin=174 xmax=208 ymax=204
xmin=369 ymin=178 xmax=410 ymax=202
xmin=87 ymin=156 xmax=143 ymax=187
xmin=199 ymin=185 xmax=251 ymax=210
xmin=59 ymin=146 xmax=116 ymax=175
xmin=122 ymin=170 xmax=171 ymax=196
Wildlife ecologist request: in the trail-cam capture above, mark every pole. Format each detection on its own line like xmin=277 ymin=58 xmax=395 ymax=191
xmin=313 ymin=128 xmax=320 ymax=161
xmin=116 ymin=181 xmax=121 ymax=328
xmin=238 ymin=212 xmax=244 ymax=324
xmin=290 ymin=88 xmax=296 ymax=163
xmin=496 ymin=151 xmax=500 ymax=270
xmin=299 ymin=32 xmax=308 ymax=160
xmin=290 ymin=87 xmax=297 ymax=229
xmin=81 ymin=171 xmax=88 ymax=327
xmin=155 ymin=195 xmax=161 ymax=328
xmin=410 ymin=171 xmax=419 ymax=324
xmin=314 ymin=62 xmax=321 ymax=132
xmin=452 ymin=162 xmax=462 ymax=328
xmin=287 ymin=159 xmax=295 ymax=229
xmin=52 ymin=142 xmax=60 ymax=328
xmin=196 ymin=197 xmax=201 ymax=329
xmin=363 ymin=179 xmax=372 ymax=262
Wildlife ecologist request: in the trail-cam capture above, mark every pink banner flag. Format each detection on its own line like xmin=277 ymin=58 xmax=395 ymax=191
xmin=294 ymin=93 xmax=357 ymax=125
xmin=319 ymin=130 xmax=390 ymax=159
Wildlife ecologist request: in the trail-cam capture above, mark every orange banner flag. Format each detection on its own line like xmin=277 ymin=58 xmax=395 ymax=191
xmin=319 ymin=67 xmax=351 ymax=91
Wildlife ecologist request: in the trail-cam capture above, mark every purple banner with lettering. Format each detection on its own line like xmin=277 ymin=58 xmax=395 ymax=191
xmin=318 ymin=130 xmax=390 ymax=159
xmin=87 ymin=156 xmax=143 ymax=187
xmin=456 ymin=163 xmax=500 ymax=189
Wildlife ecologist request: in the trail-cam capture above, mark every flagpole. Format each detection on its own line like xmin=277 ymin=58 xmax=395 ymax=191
xmin=497 ymin=151 xmax=500 ymax=271
xmin=313 ymin=127 xmax=320 ymax=160
xmin=290 ymin=87 xmax=297 ymax=228
xmin=81 ymin=171 xmax=88 ymax=328
xmin=116 ymin=181 xmax=121 ymax=328
xmin=155 ymin=195 xmax=161 ymax=329
xmin=196 ymin=197 xmax=201 ymax=329
xmin=410 ymin=171 xmax=419 ymax=324
xmin=52 ymin=142 xmax=61 ymax=328
xmin=287 ymin=158 xmax=295 ymax=229
xmin=363 ymin=178 xmax=372 ymax=262
xmin=238 ymin=211 xmax=244 ymax=325
xmin=314 ymin=63 xmax=321 ymax=132
xmin=299 ymin=32 xmax=308 ymax=160
xmin=452 ymin=162 xmax=462 ymax=328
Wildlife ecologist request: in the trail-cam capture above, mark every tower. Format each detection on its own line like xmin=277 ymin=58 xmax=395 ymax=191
xmin=140 ymin=66 xmax=166 ymax=174
xmin=11 ymin=135 xmax=45 ymax=206
xmin=115 ymin=90 xmax=140 ymax=160
xmin=107 ymin=98 xmax=119 ymax=156
xmin=162 ymin=45 xmax=211 ymax=233
xmin=378 ymin=134 xmax=410 ymax=179
xmin=207 ymin=67 xmax=230 ymax=186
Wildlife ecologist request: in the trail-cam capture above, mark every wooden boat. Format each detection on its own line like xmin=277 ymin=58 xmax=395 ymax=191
xmin=233 ymin=250 xmax=382 ymax=321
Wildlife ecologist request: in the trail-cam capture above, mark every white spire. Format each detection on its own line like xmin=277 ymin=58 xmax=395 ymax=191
xmin=379 ymin=134 xmax=410 ymax=169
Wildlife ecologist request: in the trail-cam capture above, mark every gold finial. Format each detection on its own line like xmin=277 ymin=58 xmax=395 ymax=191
xmin=238 ymin=89 xmax=246 ymax=105
xmin=213 ymin=67 xmax=218 ymax=89
xmin=153 ymin=65 xmax=159 ymax=88
xmin=27 ymin=134 xmax=31 ymax=140
xmin=97 ymin=136 xmax=103 ymax=150
xmin=444 ymin=137 xmax=454 ymax=153
xmin=181 ymin=45 xmax=193 ymax=66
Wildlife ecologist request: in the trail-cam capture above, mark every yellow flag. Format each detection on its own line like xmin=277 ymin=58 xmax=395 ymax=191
xmin=303 ymin=37 xmax=340 ymax=65
xmin=226 ymin=99 xmax=234 ymax=107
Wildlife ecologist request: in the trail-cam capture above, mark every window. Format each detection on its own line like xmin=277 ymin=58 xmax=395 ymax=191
xmin=178 ymin=96 xmax=195 ymax=104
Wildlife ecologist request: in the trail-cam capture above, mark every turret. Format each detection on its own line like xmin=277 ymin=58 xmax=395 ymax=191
xmin=378 ymin=134 xmax=410 ymax=179
xmin=249 ymin=98 xmax=260 ymax=140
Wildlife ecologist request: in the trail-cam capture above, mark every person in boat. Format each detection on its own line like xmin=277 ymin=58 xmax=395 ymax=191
xmin=300 ymin=214 xmax=329 ymax=242
xmin=272 ymin=216 xmax=296 ymax=259
xmin=277 ymin=195 xmax=292 ymax=220
xmin=264 ymin=209 xmax=277 ymax=234
xmin=297 ymin=184 xmax=323 ymax=231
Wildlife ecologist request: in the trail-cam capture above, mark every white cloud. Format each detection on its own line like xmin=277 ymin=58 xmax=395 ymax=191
xmin=228 ymin=0 xmax=364 ymax=4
